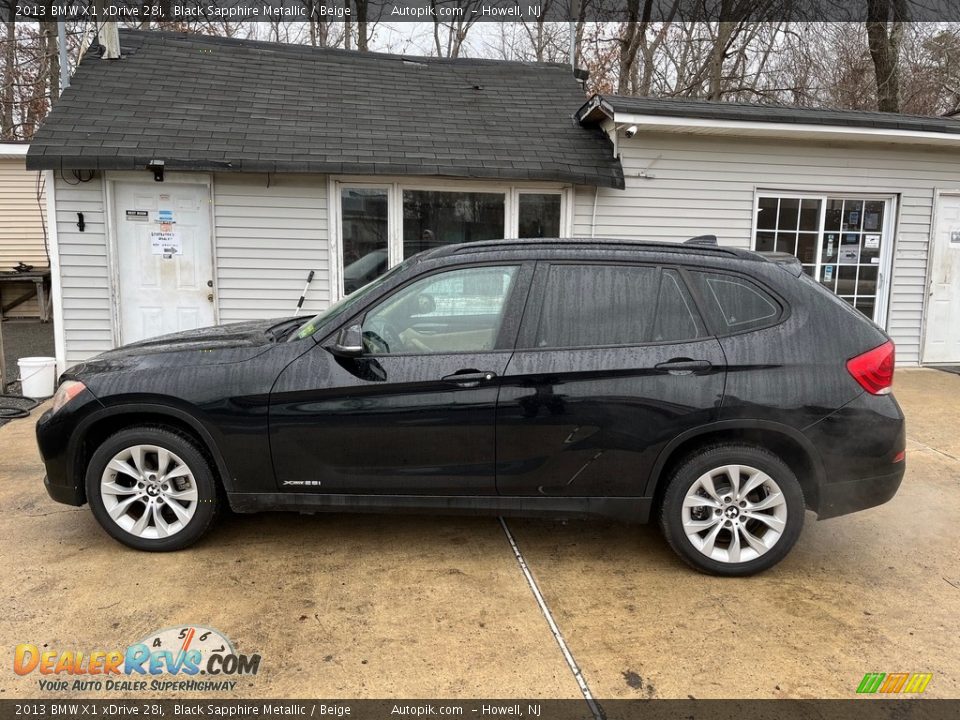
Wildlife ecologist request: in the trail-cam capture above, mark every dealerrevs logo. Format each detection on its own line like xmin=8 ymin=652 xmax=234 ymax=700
xmin=14 ymin=626 xmax=260 ymax=693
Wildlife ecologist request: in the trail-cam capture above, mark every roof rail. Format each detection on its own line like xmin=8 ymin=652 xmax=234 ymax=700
xmin=435 ymin=237 xmax=752 ymax=259
xmin=684 ymin=234 xmax=718 ymax=246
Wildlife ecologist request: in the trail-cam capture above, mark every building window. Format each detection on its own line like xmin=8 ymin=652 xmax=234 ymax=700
xmin=337 ymin=182 xmax=566 ymax=297
xmin=518 ymin=193 xmax=562 ymax=238
xmin=754 ymin=194 xmax=891 ymax=324
xmin=402 ymin=190 xmax=505 ymax=258
xmin=341 ymin=188 xmax=388 ymax=295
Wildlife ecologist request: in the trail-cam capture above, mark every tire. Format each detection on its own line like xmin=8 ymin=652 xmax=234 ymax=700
xmin=85 ymin=426 xmax=219 ymax=551
xmin=659 ymin=443 xmax=804 ymax=577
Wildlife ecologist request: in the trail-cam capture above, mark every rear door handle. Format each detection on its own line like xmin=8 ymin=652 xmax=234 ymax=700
xmin=441 ymin=370 xmax=498 ymax=387
xmin=655 ymin=358 xmax=712 ymax=375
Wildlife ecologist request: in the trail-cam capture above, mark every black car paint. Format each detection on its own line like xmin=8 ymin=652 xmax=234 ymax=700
xmin=36 ymin=240 xmax=905 ymax=525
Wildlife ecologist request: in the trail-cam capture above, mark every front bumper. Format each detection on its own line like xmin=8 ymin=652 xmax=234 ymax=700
xmin=816 ymin=466 xmax=905 ymax=520
xmin=44 ymin=474 xmax=85 ymax=506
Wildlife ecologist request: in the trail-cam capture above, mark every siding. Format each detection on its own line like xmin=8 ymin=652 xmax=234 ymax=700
xmin=574 ymin=133 xmax=957 ymax=365
xmin=0 ymin=156 xmax=47 ymax=317
xmin=213 ymin=173 xmax=330 ymax=323
xmin=53 ymin=174 xmax=113 ymax=365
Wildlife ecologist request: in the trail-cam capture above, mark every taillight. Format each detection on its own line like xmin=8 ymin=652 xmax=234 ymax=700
xmin=846 ymin=340 xmax=895 ymax=395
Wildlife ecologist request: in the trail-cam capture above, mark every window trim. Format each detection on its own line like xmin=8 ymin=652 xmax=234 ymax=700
xmin=329 ymin=176 xmax=572 ymax=301
xmin=516 ymin=260 xmax=710 ymax=352
xmin=332 ymin=260 xmax=534 ymax=358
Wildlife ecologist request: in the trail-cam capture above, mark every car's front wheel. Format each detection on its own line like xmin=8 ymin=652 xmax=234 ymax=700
xmin=85 ymin=426 xmax=218 ymax=551
xmin=659 ymin=443 xmax=804 ymax=576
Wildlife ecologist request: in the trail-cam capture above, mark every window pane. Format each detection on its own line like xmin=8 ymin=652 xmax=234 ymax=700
xmin=824 ymin=199 xmax=843 ymax=231
xmin=796 ymin=233 xmax=817 ymax=264
xmin=341 ymin=188 xmax=388 ymax=294
xmin=863 ymin=201 xmax=885 ymax=232
xmin=757 ymin=197 xmax=778 ymax=230
xmin=755 ymin=232 xmax=775 ymax=252
xmin=518 ymin=193 xmax=561 ymax=238
xmin=689 ymin=271 xmax=780 ymax=333
xmin=837 ymin=266 xmax=857 ymax=296
xmin=776 ymin=232 xmax=797 ymax=255
xmin=855 ymin=297 xmax=875 ymax=320
xmin=403 ymin=190 xmax=504 ymax=258
xmin=843 ymin=200 xmax=864 ymax=231
xmin=858 ymin=265 xmax=878 ymax=296
xmin=536 ymin=265 xmax=660 ymax=348
xmin=777 ymin=198 xmax=800 ymax=230
xmin=362 ymin=266 xmax=517 ymax=355
xmin=652 ymin=270 xmax=705 ymax=343
xmin=799 ymin=199 xmax=821 ymax=231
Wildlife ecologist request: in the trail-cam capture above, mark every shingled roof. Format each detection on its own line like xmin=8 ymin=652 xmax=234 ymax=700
xmin=26 ymin=30 xmax=623 ymax=189
xmin=579 ymin=94 xmax=960 ymax=136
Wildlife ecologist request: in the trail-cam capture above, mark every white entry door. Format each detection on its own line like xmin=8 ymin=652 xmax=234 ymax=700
xmin=924 ymin=193 xmax=960 ymax=363
xmin=114 ymin=182 xmax=214 ymax=344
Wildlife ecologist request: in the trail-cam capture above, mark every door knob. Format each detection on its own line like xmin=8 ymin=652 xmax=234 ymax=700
xmin=207 ymin=294 xmax=214 ymax=302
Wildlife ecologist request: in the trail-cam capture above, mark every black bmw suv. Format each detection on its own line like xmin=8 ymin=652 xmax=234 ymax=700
xmin=36 ymin=237 xmax=905 ymax=575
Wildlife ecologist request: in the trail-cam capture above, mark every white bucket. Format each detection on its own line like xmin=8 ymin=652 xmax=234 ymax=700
xmin=17 ymin=356 xmax=57 ymax=400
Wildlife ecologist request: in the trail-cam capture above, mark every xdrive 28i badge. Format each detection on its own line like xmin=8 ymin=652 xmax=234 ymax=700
xmin=14 ymin=625 xmax=261 ymax=693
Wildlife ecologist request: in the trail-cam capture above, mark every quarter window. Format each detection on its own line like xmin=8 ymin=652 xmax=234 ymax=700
xmin=689 ymin=271 xmax=780 ymax=333
xmin=362 ymin=266 xmax=518 ymax=355
xmin=535 ymin=265 xmax=703 ymax=349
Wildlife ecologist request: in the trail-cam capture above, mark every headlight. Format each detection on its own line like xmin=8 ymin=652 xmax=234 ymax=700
xmin=50 ymin=380 xmax=87 ymax=414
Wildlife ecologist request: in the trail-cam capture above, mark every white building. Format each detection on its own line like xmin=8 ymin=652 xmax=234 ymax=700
xmin=27 ymin=30 xmax=960 ymax=370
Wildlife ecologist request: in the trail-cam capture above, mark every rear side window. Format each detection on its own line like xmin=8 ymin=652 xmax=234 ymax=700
xmin=534 ymin=264 xmax=704 ymax=348
xmin=688 ymin=271 xmax=782 ymax=334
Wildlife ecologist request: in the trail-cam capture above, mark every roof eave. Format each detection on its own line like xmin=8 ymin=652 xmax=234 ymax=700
xmin=604 ymin=111 xmax=960 ymax=148
xmin=26 ymin=154 xmax=625 ymax=189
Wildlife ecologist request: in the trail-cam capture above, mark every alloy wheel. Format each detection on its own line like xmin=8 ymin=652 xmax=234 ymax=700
xmin=99 ymin=444 xmax=199 ymax=540
xmin=681 ymin=464 xmax=788 ymax=564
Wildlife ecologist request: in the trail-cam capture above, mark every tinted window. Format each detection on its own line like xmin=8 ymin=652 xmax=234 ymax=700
xmin=535 ymin=265 xmax=703 ymax=348
xmin=689 ymin=271 xmax=781 ymax=333
xmin=653 ymin=269 xmax=705 ymax=342
xmin=362 ymin=266 xmax=517 ymax=355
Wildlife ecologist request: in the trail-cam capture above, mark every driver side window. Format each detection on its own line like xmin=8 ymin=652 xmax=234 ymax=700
xmin=362 ymin=266 xmax=518 ymax=355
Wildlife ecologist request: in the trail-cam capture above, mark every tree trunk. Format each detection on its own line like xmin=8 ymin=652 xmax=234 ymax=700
xmin=866 ymin=0 xmax=907 ymax=112
xmin=707 ymin=20 xmax=735 ymax=100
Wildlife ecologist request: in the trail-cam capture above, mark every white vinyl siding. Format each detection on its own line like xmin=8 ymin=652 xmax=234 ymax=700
xmin=574 ymin=133 xmax=955 ymax=365
xmin=0 ymin=157 xmax=47 ymax=317
xmin=213 ymin=174 xmax=330 ymax=323
xmin=53 ymin=174 xmax=113 ymax=365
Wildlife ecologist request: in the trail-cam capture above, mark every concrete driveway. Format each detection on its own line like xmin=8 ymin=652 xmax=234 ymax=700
xmin=1 ymin=369 xmax=958 ymax=701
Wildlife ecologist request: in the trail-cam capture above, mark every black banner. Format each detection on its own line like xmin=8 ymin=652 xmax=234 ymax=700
xmin=4 ymin=0 xmax=960 ymax=24
xmin=1 ymin=700 xmax=959 ymax=720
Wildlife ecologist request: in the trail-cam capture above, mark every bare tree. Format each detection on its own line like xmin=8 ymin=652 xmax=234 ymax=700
xmin=865 ymin=0 xmax=908 ymax=112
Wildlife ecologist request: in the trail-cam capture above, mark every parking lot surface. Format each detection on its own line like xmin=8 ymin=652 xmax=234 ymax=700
xmin=1 ymin=369 xmax=958 ymax=700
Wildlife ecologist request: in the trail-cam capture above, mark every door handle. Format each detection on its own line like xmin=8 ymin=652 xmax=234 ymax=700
xmin=441 ymin=370 xmax=498 ymax=387
xmin=655 ymin=358 xmax=712 ymax=375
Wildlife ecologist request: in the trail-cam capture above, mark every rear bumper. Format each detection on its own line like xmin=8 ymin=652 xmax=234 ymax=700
xmin=816 ymin=466 xmax=904 ymax=520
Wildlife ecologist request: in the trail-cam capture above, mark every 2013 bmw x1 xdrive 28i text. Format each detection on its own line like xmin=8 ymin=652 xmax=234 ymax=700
xmin=36 ymin=237 xmax=905 ymax=575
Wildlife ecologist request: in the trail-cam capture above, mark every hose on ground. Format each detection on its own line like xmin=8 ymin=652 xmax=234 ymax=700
xmin=0 ymin=385 xmax=41 ymax=420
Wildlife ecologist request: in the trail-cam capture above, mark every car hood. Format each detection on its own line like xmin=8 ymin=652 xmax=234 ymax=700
xmin=65 ymin=318 xmax=301 ymax=376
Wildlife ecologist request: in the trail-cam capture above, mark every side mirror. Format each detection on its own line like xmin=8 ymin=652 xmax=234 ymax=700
xmin=329 ymin=323 xmax=363 ymax=358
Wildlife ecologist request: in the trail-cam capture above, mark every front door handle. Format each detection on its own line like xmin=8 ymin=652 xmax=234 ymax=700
xmin=655 ymin=358 xmax=712 ymax=376
xmin=441 ymin=370 xmax=498 ymax=387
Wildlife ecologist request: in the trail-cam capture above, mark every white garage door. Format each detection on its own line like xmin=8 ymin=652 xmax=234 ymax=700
xmin=114 ymin=182 xmax=215 ymax=344
xmin=924 ymin=193 xmax=960 ymax=364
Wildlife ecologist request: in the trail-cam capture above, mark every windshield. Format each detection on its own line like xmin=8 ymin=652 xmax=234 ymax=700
xmin=292 ymin=257 xmax=415 ymax=341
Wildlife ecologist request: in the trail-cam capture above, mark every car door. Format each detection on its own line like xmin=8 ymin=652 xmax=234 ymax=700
xmin=496 ymin=262 xmax=726 ymax=498
xmin=269 ymin=262 xmax=532 ymax=495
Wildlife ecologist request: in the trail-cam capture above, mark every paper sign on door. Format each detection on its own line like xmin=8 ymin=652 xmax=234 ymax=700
xmin=150 ymin=230 xmax=182 ymax=257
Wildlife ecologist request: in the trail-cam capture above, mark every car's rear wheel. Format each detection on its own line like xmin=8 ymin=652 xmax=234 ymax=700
xmin=659 ymin=444 xmax=804 ymax=576
xmin=85 ymin=426 xmax=218 ymax=551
